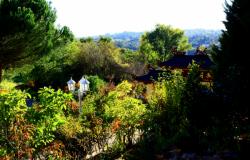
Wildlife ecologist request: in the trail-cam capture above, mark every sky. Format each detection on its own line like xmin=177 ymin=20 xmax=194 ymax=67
xmin=50 ymin=0 xmax=226 ymax=37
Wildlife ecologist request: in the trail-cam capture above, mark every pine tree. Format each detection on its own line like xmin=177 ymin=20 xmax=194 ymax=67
xmin=0 ymin=0 xmax=73 ymax=81
xmin=215 ymin=0 xmax=250 ymax=114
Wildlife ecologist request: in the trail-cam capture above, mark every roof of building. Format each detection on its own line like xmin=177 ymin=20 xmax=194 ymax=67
xmin=159 ymin=55 xmax=214 ymax=69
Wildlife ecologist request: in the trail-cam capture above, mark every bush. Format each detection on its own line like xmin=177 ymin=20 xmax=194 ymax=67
xmin=0 ymin=89 xmax=34 ymax=159
xmin=87 ymin=75 xmax=106 ymax=93
xmin=26 ymin=87 xmax=72 ymax=148
xmin=144 ymin=70 xmax=188 ymax=150
xmin=0 ymin=80 xmax=17 ymax=91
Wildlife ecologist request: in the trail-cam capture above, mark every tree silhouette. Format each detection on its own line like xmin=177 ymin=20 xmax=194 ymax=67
xmin=214 ymin=0 xmax=250 ymax=114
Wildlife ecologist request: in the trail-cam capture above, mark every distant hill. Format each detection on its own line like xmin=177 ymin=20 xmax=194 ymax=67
xmin=93 ymin=29 xmax=222 ymax=51
xmin=103 ymin=32 xmax=142 ymax=50
xmin=185 ymin=29 xmax=221 ymax=48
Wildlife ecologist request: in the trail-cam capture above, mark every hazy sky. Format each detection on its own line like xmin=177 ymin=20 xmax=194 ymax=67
xmin=50 ymin=0 xmax=226 ymax=37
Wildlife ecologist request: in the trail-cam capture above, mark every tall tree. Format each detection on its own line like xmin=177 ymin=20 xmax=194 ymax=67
xmin=0 ymin=0 xmax=73 ymax=80
xmin=74 ymin=40 xmax=128 ymax=82
xmin=139 ymin=24 xmax=192 ymax=63
xmin=213 ymin=0 xmax=250 ymax=114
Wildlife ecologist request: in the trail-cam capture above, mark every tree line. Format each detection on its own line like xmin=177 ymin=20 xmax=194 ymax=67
xmin=89 ymin=29 xmax=221 ymax=51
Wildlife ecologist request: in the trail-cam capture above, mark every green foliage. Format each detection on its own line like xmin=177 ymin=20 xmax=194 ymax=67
xmin=0 ymin=87 xmax=74 ymax=158
xmin=2 ymin=64 xmax=33 ymax=83
xmin=163 ymin=71 xmax=186 ymax=108
xmin=0 ymin=90 xmax=29 ymax=129
xmin=104 ymin=81 xmax=146 ymax=125
xmin=139 ymin=39 xmax=159 ymax=65
xmin=98 ymin=36 xmax=113 ymax=43
xmin=197 ymin=45 xmax=207 ymax=52
xmin=145 ymin=71 xmax=188 ymax=149
xmin=186 ymin=61 xmax=201 ymax=86
xmin=81 ymin=93 xmax=100 ymax=116
xmin=0 ymin=80 xmax=16 ymax=90
xmin=6 ymin=38 xmax=129 ymax=89
xmin=148 ymin=81 xmax=167 ymax=110
xmin=0 ymin=89 xmax=34 ymax=158
xmin=38 ymin=87 xmax=72 ymax=112
xmin=63 ymin=93 xmax=110 ymax=158
xmin=4 ymin=41 xmax=79 ymax=89
xmin=0 ymin=0 xmax=56 ymax=65
xmin=178 ymin=36 xmax=191 ymax=52
xmin=59 ymin=116 xmax=82 ymax=139
xmin=120 ymin=48 xmax=141 ymax=64
xmin=134 ymin=83 xmax=147 ymax=96
xmin=140 ymin=24 xmax=192 ymax=63
xmin=87 ymin=75 xmax=107 ymax=93
xmin=211 ymin=0 xmax=250 ymax=153
xmin=74 ymin=40 xmax=128 ymax=82
xmin=26 ymin=87 xmax=72 ymax=148
xmin=80 ymin=37 xmax=94 ymax=43
xmin=119 ymin=48 xmax=147 ymax=77
xmin=104 ymin=81 xmax=146 ymax=148
xmin=213 ymin=0 xmax=250 ymax=113
xmin=28 ymin=41 xmax=79 ymax=88
xmin=181 ymin=62 xmax=202 ymax=128
xmin=0 ymin=0 xmax=74 ymax=81
xmin=79 ymin=81 xmax=147 ymax=155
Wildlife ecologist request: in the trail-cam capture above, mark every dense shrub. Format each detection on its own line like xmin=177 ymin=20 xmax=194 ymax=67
xmin=87 ymin=75 xmax=107 ymax=93
xmin=0 ymin=87 xmax=74 ymax=159
xmin=144 ymin=70 xmax=188 ymax=150
xmin=0 ymin=89 xmax=34 ymax=159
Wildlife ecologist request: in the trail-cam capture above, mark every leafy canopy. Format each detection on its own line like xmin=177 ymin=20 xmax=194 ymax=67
xmin=0 ymin=0 xmax=73 ymax=80
xmin=140 ymin=24 xmax=192 ymax=63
